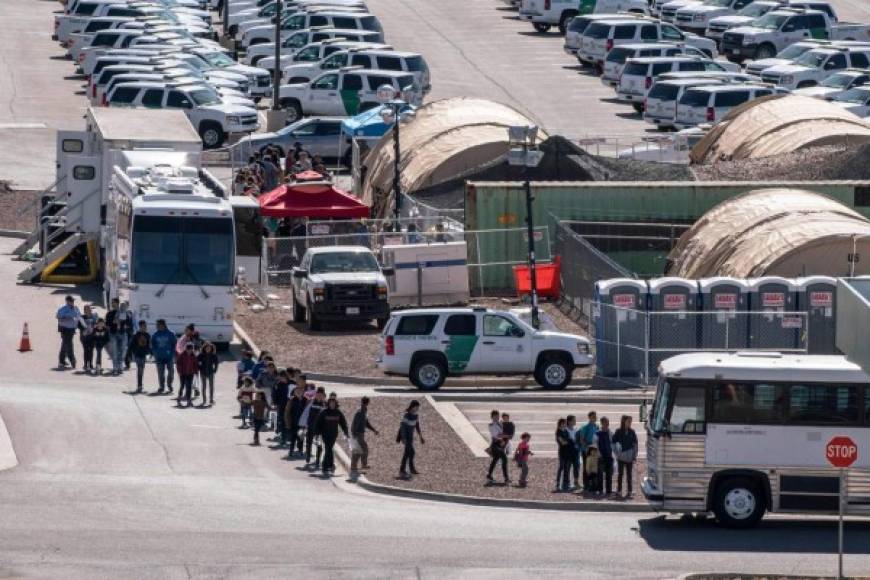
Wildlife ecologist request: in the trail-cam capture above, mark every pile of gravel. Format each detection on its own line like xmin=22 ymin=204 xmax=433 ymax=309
xmin=692 ymin=144 xmax=870 ymax=182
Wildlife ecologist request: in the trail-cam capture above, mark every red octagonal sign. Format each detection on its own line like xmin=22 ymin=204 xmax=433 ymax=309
xmin=827 ymin=436 xmax=859 ymax=469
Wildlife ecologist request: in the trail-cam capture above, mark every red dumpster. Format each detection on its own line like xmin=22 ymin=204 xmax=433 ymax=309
xmin=512 ymin=256 xmax=561 ymax=300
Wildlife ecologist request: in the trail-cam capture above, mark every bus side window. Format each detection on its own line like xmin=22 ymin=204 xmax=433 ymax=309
xmin=712 ymin=382 xmax=783 ymax=423
xmin=670 ymin=386 xmax=706 ymax=433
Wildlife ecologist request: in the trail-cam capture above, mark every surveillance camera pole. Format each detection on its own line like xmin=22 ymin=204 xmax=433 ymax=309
xmin=523 ymin=141 xmax=539 ymax=330
xmin=393 ymin=107 xmax=401 ymax=224
xmin=272 ymin=0 xmax=282 ymax=112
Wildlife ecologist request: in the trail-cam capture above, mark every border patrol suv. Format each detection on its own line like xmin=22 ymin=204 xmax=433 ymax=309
xmin=377 ymin=307 xmax=593 ymax=390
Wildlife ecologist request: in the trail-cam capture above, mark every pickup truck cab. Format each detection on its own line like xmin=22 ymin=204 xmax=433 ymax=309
xmin=244 ymin=27 xmax=383 ymax=67
xmin=601 ymin=42 xmax=713 ymax=87
xmin=616 ymin=56 xmax=735 ymax=110
xmin=106 ymin=82 xmax=260 ymax=147
xmin=829 ymin=86 xmax=870 ymax=117
xmin=519 ymin=0 xmax=648 ymax=35
xmin=291 ymin=246 xmax=392 ymax=331
xmin=674 ymin=82 xmax=778 ymax=128
xmin=760 ymin=46 xmax=870 ymax=89
xmin=283 ymin=38 xmax=389 ymax=67
xmin=792 ymin=68 xmax=870 ymax=99
xmin=706 ymin=1 xmax=782 ymax=46
xmin=241 ymin=10 xmax=381 ymax=49
xmin=659 ymin=0 xmax=703 ymax=23
xmin=722 ymin=8 xmax=870 ymax=63
xmin=281 ymin=49 xmax=430 ymax=92
xmin=578 ymin=18 xmax=717 ymax=68
xmin=674 ymin=0 xmax=757 ymax=36
xmin=377 ymin=307 xmax=594 ymax=390
xmin=278 ymin=67 xmax=422 ymax=122
xmin=564 ymin=12 xmax=649 ymax=57
xmin=227 ymin=0 xmax=368 ymax=36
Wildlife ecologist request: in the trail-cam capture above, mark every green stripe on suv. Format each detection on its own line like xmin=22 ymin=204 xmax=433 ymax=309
xmin=445 ymin=336 xmax=479 ymax=372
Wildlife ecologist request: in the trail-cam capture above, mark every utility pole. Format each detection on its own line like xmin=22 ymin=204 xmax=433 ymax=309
xmin=271 ymin=0 xmax=282 ymax=112
xmin=393 ymin=117 xmax=401 ymax=223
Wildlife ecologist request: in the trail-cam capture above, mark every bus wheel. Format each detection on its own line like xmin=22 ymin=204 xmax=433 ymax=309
xmin=713 ymin=477 xmax=765 ymax=528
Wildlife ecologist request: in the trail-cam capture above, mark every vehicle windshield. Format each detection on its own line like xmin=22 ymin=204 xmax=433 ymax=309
xmin=606 ymin=47 xmax=633 ymax=63
xmin=623 ymin=62 xmax=649 ymax=76
xmin=202 ymin=51 xmax=235 ymax=67
xmin=584 ymin=22 xmax=610 ymax=40
xmin=777 ymin=43 xmax=813 ymax=60
xmin=405 ymin=55 xmax=426 ymax=73
xmin=679 ymin=88 xmax=711 ymax=106
xmin=648 ymin=82 xmax=680 ymax=100
xmin=752 ymin=13 xmax=788 ymax=30
xmin=836 ymin=87 xmax=870 ymax=104
xmin=795 ymin=50 xmax=832 ymax=67
xmin=132 ymin=216 xmax=234 ymax=286
xmin=189 ymin=88 xmax=222 ymax=105
xmin=738 ymin=3 xmax=772 ymax=17
xmin=295 ymin=45 xmax=320 ymax=60
xmin=821 ymin=73 xmax=856 ymax=88
xmin=309 ymin=251 xmax=379 ymax=274
xmin=568 ymin=17 xmax=591 ymax=33
xmin=651 ymin=379 xmax=672 ymax=434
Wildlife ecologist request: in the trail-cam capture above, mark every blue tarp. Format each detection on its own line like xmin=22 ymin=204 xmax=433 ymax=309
xmin=340 ymin=104 xmax=416 ymax=138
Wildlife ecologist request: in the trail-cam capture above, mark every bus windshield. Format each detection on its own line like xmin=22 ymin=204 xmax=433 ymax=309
xmin=131 ymin=215 xmax=234 ymax=286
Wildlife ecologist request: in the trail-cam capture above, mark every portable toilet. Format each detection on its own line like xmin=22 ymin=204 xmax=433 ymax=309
xmin=647 ymin=278 xmax=699 ymax=379
xmin=593 ymin=278 xmax=648 ymax=379
xmin=698 ymin=277 xmax=749 ymax=350
xmin=747 ymin=277 xmax=800 ymax=350
xmin=796 ymin=276 xmax=837 ymax=354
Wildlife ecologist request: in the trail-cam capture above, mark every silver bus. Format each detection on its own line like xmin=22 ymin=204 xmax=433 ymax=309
xmin=642 ymin=351 xmax=870 ymax=527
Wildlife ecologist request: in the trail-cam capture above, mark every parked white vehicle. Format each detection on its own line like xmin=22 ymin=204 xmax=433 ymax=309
xmin=744 ymin=39 xmax=832 ymax=76
xmin=281 ymin=49 xmax=430 ymax=91
xmin=188 ymin=48 xmax=273 ymax=99
xmin=792 ymin=68 xmax=870 ymax=99
xmin=106 ymin=82 xmax=260 ymax=147
xmin=519 ymin=0 xmax=648 ymax=35
xmin=226 ymin=0 xmax=368 ymax=36
xmin=240 ymin=11 xmax=381 ymax=49
xmin=830 ymin=86 xmax=870 ymax=117
xmin=674 ymin=82 xmax=778 ymax=128
xmin=705 ymin=1 xmax=783 ymax=45
xmin=377 ymin=307 xmax=593 ymax=390
xmin=563 ymin=12 xmax=648 ymax=57
xmin=616 ymin=56 xmax=735 ymax=110
xmin=616 ymin=128 xmax=707 ymax=163
xmin=674 ymin=0 xmax=757 ymax=36
xmin=578 ymin=18 xmax=717 ymax=68
xmin=283 ymin=38 xmax=389 ymax=66
xmin=246 ymin=27 xmax=385 ymax=68
xmin=659 ymin=0 xmax=704 ymax=23
xmin=601 ymin=42 xmax=717 ymax=87
xmin=760 ymin=46 xmax=870 ymax=89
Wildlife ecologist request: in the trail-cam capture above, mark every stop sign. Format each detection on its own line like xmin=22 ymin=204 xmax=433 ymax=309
xmin=827 ymin=436 xmax=859 ymax=469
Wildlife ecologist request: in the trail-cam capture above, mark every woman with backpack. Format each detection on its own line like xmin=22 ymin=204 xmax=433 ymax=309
xmin=612 ymin=414 xmax=639 ymax=498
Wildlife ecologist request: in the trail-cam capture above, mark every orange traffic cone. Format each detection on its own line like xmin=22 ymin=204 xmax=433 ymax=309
xmin=18 ymin=323 xmax=32 ymax=352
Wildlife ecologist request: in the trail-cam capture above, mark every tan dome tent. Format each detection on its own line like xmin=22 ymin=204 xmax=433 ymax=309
xmin=360 ymin=97 xmax=547 ymax=218
xmin=666 ymin=188 xmax=870 ymax=278
xmin=690 ymin=95 xmax=870 ymax=164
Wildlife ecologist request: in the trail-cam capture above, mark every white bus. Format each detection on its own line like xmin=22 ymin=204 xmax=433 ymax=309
xmin=642 ymin=351 xmax=870 ymax=527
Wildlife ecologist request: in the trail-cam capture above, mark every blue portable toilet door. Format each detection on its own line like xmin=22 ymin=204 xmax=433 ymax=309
xmin=699 ymin=278 xmax=749 ymax=350
xmin=748 ymin=278 xmax=799 ymax=350
xmin=798 ymin=277 xmax=837 ymax=354
xmin=593 ymin=279 xmax=647 ymax=379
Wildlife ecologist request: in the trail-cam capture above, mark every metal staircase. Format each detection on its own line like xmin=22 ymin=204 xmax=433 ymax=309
xmin=17 ymin=231 xmax=95 ymax=283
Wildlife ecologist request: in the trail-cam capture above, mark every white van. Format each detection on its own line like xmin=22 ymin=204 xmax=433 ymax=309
xmin=674 ymin=83 xmax=777 ymax=128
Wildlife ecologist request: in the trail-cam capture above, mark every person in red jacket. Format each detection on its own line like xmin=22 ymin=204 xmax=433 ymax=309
xmin=175 ymin=343 xmax=198 ymax=408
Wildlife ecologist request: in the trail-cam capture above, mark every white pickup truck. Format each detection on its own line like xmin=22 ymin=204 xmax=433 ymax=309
xmin=518 ymin=0 xmax=648 ymax=34
xmin=674 ymin=0 xmax=756 ymax=36
xmin=721 ymin=9 xmax=870 ymax=63
xmin=705 ymin=1 xmax=783 ymax=46
xmin=758 ymin=46 xmax=870 ymax=89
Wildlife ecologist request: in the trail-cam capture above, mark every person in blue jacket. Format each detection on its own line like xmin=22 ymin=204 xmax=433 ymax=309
xmin=150 ymin=319 xmax=176 ymax=395
xmin=578 ymin=411 xmax=599 ymax=491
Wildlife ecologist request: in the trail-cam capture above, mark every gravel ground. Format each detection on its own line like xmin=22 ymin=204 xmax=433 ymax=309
xmin=691 ymin=144 xmax=870 ymax=182
xmin=235 ymin=292 xmax=595 ymax=381
xmin=0 ymin=182 xmax=35 ymax=231
xmin=340 ymin=396 xmax=645 ymax=503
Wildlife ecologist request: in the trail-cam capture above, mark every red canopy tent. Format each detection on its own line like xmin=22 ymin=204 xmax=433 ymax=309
xmin=258 ymin=180 xmax=370 ymax=219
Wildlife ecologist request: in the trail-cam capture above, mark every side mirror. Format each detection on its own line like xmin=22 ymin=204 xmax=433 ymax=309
xmin=293 ymin=269 xmax=307 ymax=279
xmin=381 ymin=266 xmax=395 ymax=277
xmin=510 ymin=327 xmax=525 ymax=338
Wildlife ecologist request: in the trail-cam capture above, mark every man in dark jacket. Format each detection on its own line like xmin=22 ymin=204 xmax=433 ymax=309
xmin=175 ymin=343 xmax=198 ymax=407
xmin=284 ymin=384 xmax=306 ymax=458
xmin=150 ymin=320 xmax=176 ymax=395
xmin=350 ymin=397 xmax=379 ymax=474
xmin=315 ymin=397 xmax=349 ymax=475
xmin=304 ymin=388 xmax=327 ymax=468
xmin=597 ymin=416 xmax=614 ymax=496
xmin=271 ymin=370 xmax=291 ymax=445
xmin=129 ymin=321 xmax=152 ymax=393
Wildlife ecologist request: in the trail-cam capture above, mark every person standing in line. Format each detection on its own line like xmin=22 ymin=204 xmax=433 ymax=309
xmin=486 ymin=410 xmax=509 ymax=484
xmin=121 ymin=302 xmax=135 ymax=371
xmin=236 ymin=376 xmax=257 ymax=428
xmin=150 ymin=319 xmax=176 ymax=395
xmin=174 ymin=324 xmax=202 ymax=356
xmin=566 ymin=415 xmax=581 ymax=490
xmin=79 ymin=304 xmax=97 ymax=373
xmin=197 ymin=342 xmax=219 ymax=406
xmin=256 ymin=360 xmax=278 ymax=429
xmin=397 ymin=400 xmax=424 ymax=479
xmin=555 ymin=418 xmax=571 ymax=492
xmin=514 ymin=432 xmax=533 ymax=488
xmin=597 ymin=417 xmax=615 ymax=496
xmin=129 ymin=321 xmax=152 ymax=393
xmin=284 ymin=384 xmax=306 ymax=458
xmin=91 ymin=318 xmax=109 ymax=375
xmin=250 ymin=351 xmax=271 ymax=381
xmin=301 ymin=387 xmax=327 ymax=468
xmin=315 ymin=397 xmax=349 ymax=475
xmin=105 ymin=298 xmax=130 ymax=376
xmin=613 ymin=414 xmax=639 ymax=498
xmin=251 ymin=391 xmax=269 ymax=446
xmin=56 ymin=295 xmax=81 ymax=369
xmin=585 ymin=437 xmax=602 ymax=495
xmin=578 ymin=411 xmax=599 ymax=491
xmin=175 ymin=343 xmax=198 ymax=407
xmin=350 ymin=396 xmax=379 ymax=475
xmin=271 ymin=368 xmax=291 ymax=445
xmin=236 ymin=350 xmax=255 ymax=387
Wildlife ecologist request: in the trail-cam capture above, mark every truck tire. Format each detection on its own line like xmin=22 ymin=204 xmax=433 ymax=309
xmin=199 ymin=122 xmax=224 ymax=149
xmin=280 ymin=99 xmax=303 ymax=123
xmin=754 ymin=44 xmax=776 ymax=61
xmin=558 ymin=11 xmax=576 ymax=35
xmin=292 ymin=291 xmax=305 ymax=322
xmin=534 ymin=353 xmax=572 ymax=390
xmin=712 ymin=477 xmax=766 ymax=528
xmin=410 ymin=357 xmax=447 ymax=391
xmin=305 ymin=299 xmax=321 ymax=331
xmin=533 ymin=23 xmax=551 ymax=33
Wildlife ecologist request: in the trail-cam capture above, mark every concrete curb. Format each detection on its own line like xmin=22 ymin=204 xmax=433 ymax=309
xmin=332 ymin=443 xmax=650 ymax=512
xmin=0 ymin=229 xmax=28 ymax=240
xmin=0 ymin=412 xmax=19 ymax=472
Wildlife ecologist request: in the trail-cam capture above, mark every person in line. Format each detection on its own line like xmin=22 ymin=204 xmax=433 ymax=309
xmin=566 ymin=414 xmax=580 ymax=490
xmin=236 ymin=349 xmax=255 ymax=387
xmin=256 ymin=360 xmax=279 ymax=429
xmin=486 ymin=410 xmax=509 ymax=484
xmin=597 ymin=416 xmax=614 ymax=496
xmin=91 ymin=318 xmax=109 ymax=375
xmin=237 ymin=376 xmax=257 ymax=428
xmin=150 ymin=319 xmax=176 ymax=395
xmin=175 ymin=324 xmax=202 ymax=356
xmin=613 ymin=414 xmax=639 ymax=498
xmin=350 ymin=396 xmax=379 ymax=475
xmin=578 ymin=411 xmax=599 ymax=491
xmin=398 ymin=400 xmax=424 ymax=479
xmin=315 ymin=397 xmax=349 ymax=475
xmin=79 ymin=304 xmax=97 ymax=373
xmin=501 ymin=412 xmax=516 ymax=456
xmin=555 ymin=418 xmax=571 ymax=492
xmin=284 ymin=383 xmax=306 ymax=458
xmin=105 ymin=298 xmax=131 ymax=376
xmin=271 ymin=368 xmax=291 ymax=445
xmin=129 ymin=321 xmax=152 ymax=393
xmin=251 ymin=351 xmax=271 ymax=381
xmin=585 ymin=438 xmax=602 ymax=495
xmin=56 ymin=295 xmax=81 ymax=369
xmin=514 ymin=432 xmax=533 ymax=488
xmin=197 ymin=342 xmax=219 ymax=406
xmin=122 ymin=302 xmax=135 ymax=371
xmin=301 ymin=387 xmax=327 ymax=468
xmin=251 ymin=391 xmax=269 ymax=446
xmin=175 ymin=343 xmax=198 ymax=408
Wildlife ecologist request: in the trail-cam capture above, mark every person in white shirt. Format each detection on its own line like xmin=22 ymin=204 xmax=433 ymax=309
xmin=486 ymin=410 xmax=510 ymax=484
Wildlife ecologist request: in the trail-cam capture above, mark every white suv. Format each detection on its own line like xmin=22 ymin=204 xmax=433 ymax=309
xmin=377 ymin=307 xmax=593 ymax=390
xmin=282 ymin=49 xmax=430 ymax=92
xmin=616 ymin=56 xmax=734 ymax=110
xmin=674 ymin=83 xmax=777 ymax=128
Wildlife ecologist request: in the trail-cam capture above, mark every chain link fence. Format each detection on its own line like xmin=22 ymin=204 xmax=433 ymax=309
xmin=592 ymin=302 xmax=809 ymax=385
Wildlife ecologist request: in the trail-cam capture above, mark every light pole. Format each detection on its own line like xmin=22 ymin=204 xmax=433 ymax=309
xmin=271 ymin=0 xmax=282 ymax=113
xmin=376 ymin=85 xmax=415 ymax=224
xmin=507 ymin=125 xmax=544 ymax=329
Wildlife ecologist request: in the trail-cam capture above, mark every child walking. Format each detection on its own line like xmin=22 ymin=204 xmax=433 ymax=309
xmin=514 ymin=432 xmax=533 ymax=488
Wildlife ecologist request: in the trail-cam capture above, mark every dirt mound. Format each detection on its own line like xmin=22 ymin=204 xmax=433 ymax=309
xmin=692 ymin=144 xmax=870 ymax=182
